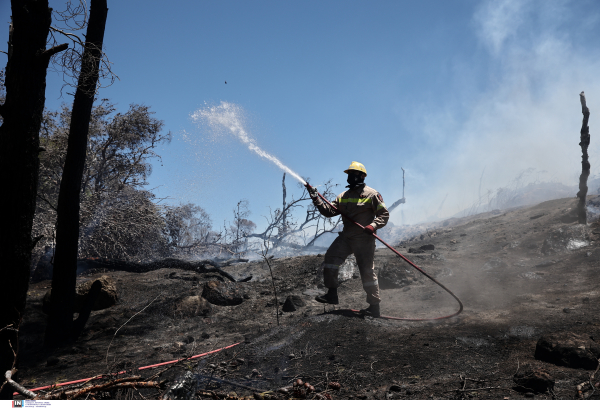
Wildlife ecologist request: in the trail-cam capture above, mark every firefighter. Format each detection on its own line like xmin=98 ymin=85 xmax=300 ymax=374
xmin=306 ymin=161 xmax=389 ymax=317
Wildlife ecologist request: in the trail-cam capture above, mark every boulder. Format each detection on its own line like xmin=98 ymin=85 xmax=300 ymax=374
xmin=42 ymin=275 xmax=118 ymax=314
xmin=201 ymin=280 xmax=244 ymax=306
xmin=175 ymin=295 xmax=212 ymax=317
xmin=76 ymin=275 xmax=118 ymax=311
xmin=513 ymin=368 xmax=554 ymax=393
xmin=282 ymin=295 xmax=306 ymax=312
xmin=534 ymin=332 xmax=600 ymax=369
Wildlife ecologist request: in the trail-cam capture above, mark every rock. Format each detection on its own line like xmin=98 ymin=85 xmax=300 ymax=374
xmin=42 ymin=275 xmax=118 ymax=314
xmin=175 ymin=295 xmax=212 ymax=317
xmin=534 ymin=332 xmax=600 ymax=369
xmin=328 ymin=381 xmax=341 ymax=390
xmin=388 ymin=384 xmax=402 ymax=392
xmin=76 ymin=275 xmax=118 ymax=311
xmin=282 ymin=298 xmax=296 ymax=312
xmin=513 ymin=368 xmax=554 ymax=393
xmin=201 ymin=280 xmax=245 ymax=306
xmin=282 ymin=295 xmax=306 ymax=312
xmin=419 ymin=244 xmax=435 ymax=251
xmin=408 ymin=247 xmax=425 ymax=254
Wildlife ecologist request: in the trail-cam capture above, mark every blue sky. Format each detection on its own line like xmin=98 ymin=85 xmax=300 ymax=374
xmin=2 ymin=0 xmax=600 ymax=232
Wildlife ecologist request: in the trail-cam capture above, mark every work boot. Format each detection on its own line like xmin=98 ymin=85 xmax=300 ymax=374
xmin=315 ymin=288 xmax=339 ymax=304
xmin=360 ymin=304 xmax=380 ymax=318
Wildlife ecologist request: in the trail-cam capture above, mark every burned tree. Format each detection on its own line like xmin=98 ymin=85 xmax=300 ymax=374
xmin=0 ymin=0 xmax=68 ymax=398
xmin=34 ymin=101 xmax=172 ymax=262
xmin=387 ymin=167 xmax=406 ymax=213
xmin=46 ymin=0 xmax=109 ymax=347
xmin=164 ymin=203 xmax=213 ymax=252
xmin=248 ymin=176 xmax=341 ymax=251
xmin=227 ymin=200 xmax=256 ymax=258
xmin=576 ymin=91 xmax=591 ymax=225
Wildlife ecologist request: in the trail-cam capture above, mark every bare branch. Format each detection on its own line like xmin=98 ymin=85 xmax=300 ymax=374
xmin=50 ymin=26 xmax=84 ymax=45
xmin=4 ymin=370 xmax=37 ymax=399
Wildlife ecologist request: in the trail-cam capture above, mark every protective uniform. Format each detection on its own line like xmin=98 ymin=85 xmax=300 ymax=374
xmin=311 ymin=167 xmax=389 ymax=306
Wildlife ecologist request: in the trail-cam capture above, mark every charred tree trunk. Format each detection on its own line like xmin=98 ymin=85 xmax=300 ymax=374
xmin=281 ymin=172 xmax=287 ymax=235
xmin=45 ymin=0 xmax=108 ymax=348
xmin=0 ymin=0 xmax=67 ymax=398
xmin=576 ymin=92 xmax=591 ymax=225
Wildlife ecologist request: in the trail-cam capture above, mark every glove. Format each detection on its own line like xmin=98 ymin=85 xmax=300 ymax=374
xmin=305 ymin=184 xmax=319 ymax=199
xmin=364 ymin=225 xmax=375 ymax=235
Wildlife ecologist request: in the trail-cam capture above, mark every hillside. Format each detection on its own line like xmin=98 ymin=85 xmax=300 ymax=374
xmin=12 ymin=196 xmax=600 ymax=400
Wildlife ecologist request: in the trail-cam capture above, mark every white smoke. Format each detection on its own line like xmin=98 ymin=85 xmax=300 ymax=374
xmin=395 ymin=0 xmax=600 ymax=224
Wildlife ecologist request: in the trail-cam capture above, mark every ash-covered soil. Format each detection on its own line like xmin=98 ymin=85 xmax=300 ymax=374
xmin=14 ymin=196 xmax=600 ymax=400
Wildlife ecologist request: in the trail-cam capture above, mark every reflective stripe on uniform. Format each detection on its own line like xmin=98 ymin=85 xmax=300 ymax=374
xmin=377 ymin=203 xmax=387 ymax=211
xmin=363 ymin=279 xmax=378 ymax=288
xmin=339 ymin=197 xmax=372 ymax=204
xmin=323 ymin=263 xmax=341 ymax=269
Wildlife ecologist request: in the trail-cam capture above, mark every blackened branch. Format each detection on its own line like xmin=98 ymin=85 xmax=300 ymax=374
xmin=41 ymin=43 xmax=69 ymax=60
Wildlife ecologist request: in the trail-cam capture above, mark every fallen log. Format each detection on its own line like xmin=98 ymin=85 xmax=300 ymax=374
xmin=80 ymin=258 xmax=251 ymax=282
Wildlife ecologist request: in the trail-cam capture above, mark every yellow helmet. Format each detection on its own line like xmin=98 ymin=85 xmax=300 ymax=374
xmin=344 ymin=161 xmax=367 ymax=176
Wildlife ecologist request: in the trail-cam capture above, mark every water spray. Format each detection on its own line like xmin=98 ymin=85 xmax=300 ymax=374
xmin=192 ymin=102 xmax=306 ymax=185
xmin=193 ymin=102 xmax=463 ymax=321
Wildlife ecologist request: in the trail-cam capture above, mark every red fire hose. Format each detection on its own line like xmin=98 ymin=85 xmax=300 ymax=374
xmin=307 ymin=184 xmax=463 ymax=321
xmin=14 ymin=342 xmax=241 ymax=396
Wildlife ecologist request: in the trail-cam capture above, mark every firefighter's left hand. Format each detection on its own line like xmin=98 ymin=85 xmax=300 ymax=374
xmin=305 ymin=184 xmax=318 ymax=199
xmin=364 ymin=225 xmax=375 ymax=235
